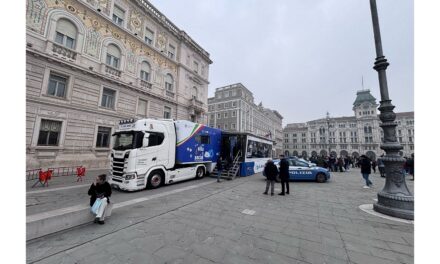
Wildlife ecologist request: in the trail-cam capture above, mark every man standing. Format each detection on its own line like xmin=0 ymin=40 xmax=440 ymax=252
xmin=263 ymin=159 xmax=278 ymax=196
xmin=216 ymin=156 xmax=223 ymax=182
xmin=360 ymin=155 xmax=373 ymax=188
xmin=278 ymin=155 xmax=290 ymax=195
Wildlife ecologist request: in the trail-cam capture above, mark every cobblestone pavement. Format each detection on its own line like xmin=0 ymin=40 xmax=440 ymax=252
xmin=27 ymin=169 xmax=414 ymax=264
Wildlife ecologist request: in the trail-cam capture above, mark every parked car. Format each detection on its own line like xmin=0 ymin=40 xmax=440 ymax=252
xmin=272 ymin=158 xmax=330 ymax=183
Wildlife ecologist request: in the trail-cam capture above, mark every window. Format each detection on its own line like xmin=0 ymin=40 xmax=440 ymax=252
xmin=195 ymin=135 xmax=210 ymax=144
xmin=168 ymin=44 xmax=175 ymax=59
xmin=409 ymin=136 xmax=413 ymax=143
xmin=232 ymin=123 xmax=236 ymax=129
xmin=193 ymin=61 xmax=198 ymax=73
xmin=112 ymin=5 xmax=125 ymax=26
xmin=47 ymin=73 xmax=67 ymax=98
xmin=55 ymin=19 xmax=76 ymax=49
xmin=217 ymin=113 xmax=221 ymax=119
xmin=101 ymin=88 xmax=116 ymax=109
xmin=96 ymin=126 xmax=111 ymax=148
xmin=192 ymin=87 xmax=198 ymax=99
xmin=408 ymin=129 xmax=412 ymax=135
xmin=165 ymin=74 xmax=174 ymax=91
xmin=37 ymin=119 xmax=62 ymax=146
xmin=163 ymin=106 xmax=171 ymax=119
xmin=232 ymin=101 xmax=237 ymax=107
xmin=246 ymin=139 xmax=272 ymax=158
xmin=224 ymin=112 xmax=228 ymax=118
xmin=147 ymin=132 xmax=165 ymax=147
xmin=140 ymin=61 xmax=151 ymax=81
xmin=144 ymin=27 xmax=154 ymax=45
xmin=232 ymin=111 xmax=236 ymax=117
xmin=137 ymin=99 xmax=148 ymax=117
xmin=224 ymin=124 xmax=228 ymax=130
xmin=398 ymin=130 xmax=402 ymax=136
xmin=106 ymin=44 xmax=121 ymax=69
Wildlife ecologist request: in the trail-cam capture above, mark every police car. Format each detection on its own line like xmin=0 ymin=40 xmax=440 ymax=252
xmin=272 ymin=158 xmax=330 ymax=183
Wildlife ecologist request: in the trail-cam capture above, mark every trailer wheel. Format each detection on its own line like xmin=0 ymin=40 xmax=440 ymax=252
xmin=196 ymin=166 xmax=205 ymax=179
xmin=147 ymin=170 xmax=163 ymax=189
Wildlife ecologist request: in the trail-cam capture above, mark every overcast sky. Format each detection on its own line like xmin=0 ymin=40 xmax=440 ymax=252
xmin=150 ymin=0 xmax=413 ymax=124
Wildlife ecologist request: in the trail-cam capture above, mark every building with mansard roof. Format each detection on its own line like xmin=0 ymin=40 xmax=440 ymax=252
xmin=283 ymin=90 xmax=414 ymax=160
xmin=26 ymin=0 xmax=211 ymax=169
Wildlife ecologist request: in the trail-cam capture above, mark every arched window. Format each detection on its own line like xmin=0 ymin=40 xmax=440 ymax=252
xmin=106 ymin=44 xmax=121 ymax=69
xmin=140 ymin=61 xmax=151 ymax=81
xmin=55 ymin=19 xmax=77 ymax=49
xmin=368 ymin=126 xmax=372 ymax=133
xmin=165 ymin=74 xmax=173 ymax=91
xmin=192 ymin=86 xmax=198 ymax=99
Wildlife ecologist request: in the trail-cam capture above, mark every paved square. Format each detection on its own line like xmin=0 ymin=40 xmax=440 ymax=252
xmin=27 ymin=169 xmax=413 ymax=264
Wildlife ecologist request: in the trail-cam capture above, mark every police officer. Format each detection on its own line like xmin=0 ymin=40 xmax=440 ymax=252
xmin=278 ymin=155 xmax=290 ymax=195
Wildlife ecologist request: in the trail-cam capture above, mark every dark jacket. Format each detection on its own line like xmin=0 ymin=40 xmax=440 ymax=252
xmin=217 ymin=158 xmax=224 ymax=170
xmin=279 ymin=158 xmax=290 ymax=180
xmin=264 ymin=161 xmax=279 ymax=181
xmin=88 ymin=182 xmax=112 ymax=206
xmin=360 ymin=158 xmax=372 ymax=174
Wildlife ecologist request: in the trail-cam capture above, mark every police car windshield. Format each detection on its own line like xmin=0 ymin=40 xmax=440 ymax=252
xmin=113 ymin=131 xmax=143 ymax=150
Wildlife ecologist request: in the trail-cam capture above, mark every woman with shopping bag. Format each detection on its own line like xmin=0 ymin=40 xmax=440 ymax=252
xmin=88 ymin=174 xmax=112 ymax=224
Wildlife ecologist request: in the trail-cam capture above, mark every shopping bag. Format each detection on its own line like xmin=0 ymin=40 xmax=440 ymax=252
xmin=91 ymin=198 xmax=102 ymax=214
xmin=104 ymin=202 xmax=113 ymax=217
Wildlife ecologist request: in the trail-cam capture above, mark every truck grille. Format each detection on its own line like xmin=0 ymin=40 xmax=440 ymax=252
xmin=111 ymin=152 xmax=129 ymax=180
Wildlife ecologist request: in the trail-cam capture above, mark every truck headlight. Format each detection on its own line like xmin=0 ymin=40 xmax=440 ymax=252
xmin=125 ymin=173 xmax=136 ymax=180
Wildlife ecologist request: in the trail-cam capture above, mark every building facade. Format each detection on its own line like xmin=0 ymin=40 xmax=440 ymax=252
xmin=26 ymin=0 xmax=212 ymax=169
xmin=207 ymin=83 xmax=283 ymax=156
xmin=283 ymin=90 xmax=414 ymax=160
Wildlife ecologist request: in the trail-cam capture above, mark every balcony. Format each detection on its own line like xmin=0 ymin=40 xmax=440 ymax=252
xmin=139 ymin=79 xmax=152 ymax=89
xmin=50 ymin=42 xmax=77 ymax=62
xmin=190 ymin=97 xmax=205 ymax=113
xmin=104 ymin=65 xmax=121 ymax=78
xmin=165 ymin=90 xmax=175 ymax=98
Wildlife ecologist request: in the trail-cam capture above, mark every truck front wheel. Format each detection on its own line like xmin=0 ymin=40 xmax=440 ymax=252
xmin=147 ymin=171 xmax=163 ymax=189
xmin=196 ymin=166 xmax=205 ymax=179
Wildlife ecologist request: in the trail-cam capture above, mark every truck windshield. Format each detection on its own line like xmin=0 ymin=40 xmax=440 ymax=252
xmin=113 ymin=131 xmax=143 ymax=150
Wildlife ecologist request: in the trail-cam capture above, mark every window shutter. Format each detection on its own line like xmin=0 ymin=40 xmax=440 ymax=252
xmin=145 ymin=28 xmax=153 ymax=39
xmin=113 ymin=5 xmax=125 ymax=19
xmin=165 ymin=74 xmax=173 ymax=84
xmin=56 ymin=19 xmax=77 ymax=39
xmin=107 ymin=44 xmax=120 ymax=58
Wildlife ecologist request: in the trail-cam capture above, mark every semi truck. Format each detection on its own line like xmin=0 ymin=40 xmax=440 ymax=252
xmin=108 ymin=118 xmax=222 ymax=191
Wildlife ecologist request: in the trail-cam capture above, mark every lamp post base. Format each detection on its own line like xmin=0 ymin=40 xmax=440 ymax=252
xmin=374 ymin=192 xmax=414 ymax=220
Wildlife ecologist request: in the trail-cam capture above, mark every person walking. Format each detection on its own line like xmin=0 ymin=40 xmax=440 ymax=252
xmin=371 ymin=160 xmax=377 ymax=173
xmin=408 ymin=153 xmax=414 ymax=181
xmin=278 ymin=155 xmax=290 ymax=195
xmin=263 ymin=159 xmax=278 ymax=196
xmin=216 ymin=156 xmax=224 ymax=182
xmin=360 ymin=155 xmax=373 ymax=188
xmin=88 ymin=174 xmax=112 ymax=225
xmin=378 ymin=157 xmax=385 ymax=177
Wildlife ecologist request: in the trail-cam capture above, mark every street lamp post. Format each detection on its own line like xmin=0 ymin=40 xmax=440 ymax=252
xmin=369 ymin=0 xmax=413 ymax=220
xmin=326 ymin=112 xmax=331 ymax=157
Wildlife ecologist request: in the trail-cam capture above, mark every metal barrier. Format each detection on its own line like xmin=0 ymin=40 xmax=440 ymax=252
xmin=26 ymin=168 xmax=42 ymax=181
xmin=26 ymin=166 xmax=86 ymax=181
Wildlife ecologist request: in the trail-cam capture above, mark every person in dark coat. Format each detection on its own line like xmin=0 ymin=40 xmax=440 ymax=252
xmin=408 ymin=153 xmax=414 ymax=181
xmin=371 ymin=160 xmax=377 ymax=173
xmin=216 ymin=156 xmax=224 ymax=182
xmin=263 ymin=159 xmax=278 ymax=196
xmin=88 ymin=174 xmax=112 ymax=224
xmin=360 ymin=155 xmax=373 ymax=188
xmin=378 ymin=157 xmax=385 ymax=177
xmin=278 ymin=155 xmax=290 ymax=195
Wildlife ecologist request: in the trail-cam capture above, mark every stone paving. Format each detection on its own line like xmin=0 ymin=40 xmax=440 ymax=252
xmin=27 ymin=169 xmax=414 ymax=264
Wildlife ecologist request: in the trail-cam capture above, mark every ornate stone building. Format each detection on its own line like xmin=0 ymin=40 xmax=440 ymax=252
xmin=207 ymin=83 xmax=284 ymax=156
xmin=26 ymin=0 xmax=212 ymax=169
xmin=283 ymin=90 xmax=414 ymax=160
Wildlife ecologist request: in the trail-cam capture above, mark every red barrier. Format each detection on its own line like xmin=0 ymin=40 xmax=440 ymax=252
xmin=76 ymin=167 xmax=86 ymax=182
xmin=32 ymin=170 xmax=53 ymax=188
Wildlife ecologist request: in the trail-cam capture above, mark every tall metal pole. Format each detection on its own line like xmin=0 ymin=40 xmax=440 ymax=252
xmin=370 ymin=0 xmax=413 ymax=220
xmin=326 ymin=112 xmax=331 ymax=157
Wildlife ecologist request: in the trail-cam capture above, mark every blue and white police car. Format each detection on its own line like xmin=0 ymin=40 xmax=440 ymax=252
xmin=272 ymin=158 xmax=331 ymax=183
